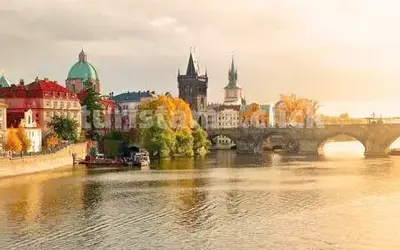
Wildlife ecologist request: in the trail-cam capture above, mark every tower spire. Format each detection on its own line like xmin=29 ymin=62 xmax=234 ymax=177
xmin=228 ymin=55 xmax=238 ymax=87
xmin=79 ymin=49 xmax=87 ymax=62
xmin=186 ymin=46 xmax=199 ymax=77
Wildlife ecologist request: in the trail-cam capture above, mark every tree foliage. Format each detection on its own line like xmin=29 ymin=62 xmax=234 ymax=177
xmin=48 ymin=116 xmax=78 ymax=141
xmin=275 ymin=94 xmax=319 ymax=125
xmin=81 ymin=84 xmax=104 ymax=139
xmin=3 ymin=127 xmax=22 ymax=153
xmin=44 ymin=133 xmax=59 ymax=150
xmin=137 ymin=95 xmax=210 ymax=157
xmin=192 ymin=123 xmax=211 ymax=155
xmin=17 ymin=125 xmax=32 ymax=152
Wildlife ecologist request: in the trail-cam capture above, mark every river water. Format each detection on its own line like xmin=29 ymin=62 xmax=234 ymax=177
xmin=1 ymin=142 xmax=400 ymax=249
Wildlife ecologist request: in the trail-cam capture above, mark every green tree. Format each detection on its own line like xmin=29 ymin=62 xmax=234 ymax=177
xmin=137 ymin=95 xmax=210 ymax=158
xmin=48 ymin=116 xmax=78 ymax=141
xmin=81 ymin=83 xmax=103 ymax=139
xmin=140 ymin=117 xmax=175 ymax=157
xmin=17 ymin=125 xmax=32 ymax=153
xmin=174 ymin=129 xmax=194 ymax=156
xmin=192 ymin=123 xmax=211 ymax=155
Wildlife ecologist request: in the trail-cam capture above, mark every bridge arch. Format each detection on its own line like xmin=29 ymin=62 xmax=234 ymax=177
xmin=317 ymin=132 xmax=366 ymax=156
xmin=381 ymin=133 xmax=400 ymax=153
xmin=208 ymin=133 xmax=238 ymax=150
xmin=255 ymin=131 xmax=297 ymax=153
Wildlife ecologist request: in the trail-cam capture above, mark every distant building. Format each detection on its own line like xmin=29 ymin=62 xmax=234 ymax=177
xmin=8 ymin=109 xmax=42 ymax=152
xmin=0 ymin=102 xmax=7 ymax=153
xmin=112 ymin=91 xmax=157 ymax=130
xmin=66 ymin=50 xmax=100 ymax=93
xmin=224 ymin=57 xmax=245 ymax=106
xmin=0 ymin=78 xmax=82 ymax=134
xmin=0 ymin=74 xmax=10 ymax=88
xmin=178 ymin=48 xmax=208 ymax=112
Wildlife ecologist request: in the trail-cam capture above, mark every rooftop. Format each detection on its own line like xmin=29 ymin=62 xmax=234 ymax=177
xmin=112 ymin=91 xmax=156 ymax=103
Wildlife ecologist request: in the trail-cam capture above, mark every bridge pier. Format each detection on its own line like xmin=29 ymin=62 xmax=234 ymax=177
xmin=364 ymin=141 xmax=390 ymax=158
xmin=296 ymin=139 xmax=319 ymax=156
xmin=236 ymin=140 xmax=257 ymax=154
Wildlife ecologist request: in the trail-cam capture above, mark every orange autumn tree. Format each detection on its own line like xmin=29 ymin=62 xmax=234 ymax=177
xmin=17 ymin=125 xmax=32 ymax=153
xmin=275 ymin=94 xmax=319 ymax=126
xmin=44 ymin=133 xmax=59 ymax=150
xmin=3 ymin=127 xmax=22 ymax=153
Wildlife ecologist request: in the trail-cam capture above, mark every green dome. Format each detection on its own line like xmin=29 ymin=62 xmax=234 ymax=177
xmin=67 ymin=50 xmax=99 ymax=80
xmin=0 ymin=74 xmax=10 ymax=87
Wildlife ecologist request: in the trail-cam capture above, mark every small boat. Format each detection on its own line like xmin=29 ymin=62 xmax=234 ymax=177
xmin=125 ymin=150 xmax=150 ymax=167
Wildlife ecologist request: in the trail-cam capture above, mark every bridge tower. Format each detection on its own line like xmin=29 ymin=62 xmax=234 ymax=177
xmin=177 ymin=47 xmax=208 ymax=112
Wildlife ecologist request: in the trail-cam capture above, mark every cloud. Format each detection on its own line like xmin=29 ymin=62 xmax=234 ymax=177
xmin=2 ymin=0 xmax=400 ymax=106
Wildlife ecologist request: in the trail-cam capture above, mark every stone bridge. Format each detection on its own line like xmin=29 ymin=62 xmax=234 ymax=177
xmin=206 ymin=124 xmax=400 ymax=157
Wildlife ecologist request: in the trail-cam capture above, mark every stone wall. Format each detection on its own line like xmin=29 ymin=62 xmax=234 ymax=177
xmin=0 ymin=142 xmax=87 ymax=178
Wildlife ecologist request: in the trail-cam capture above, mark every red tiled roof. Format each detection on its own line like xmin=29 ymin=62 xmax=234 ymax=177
xmin=100 ymin=99 xmax=120 ymax=109
xmin=0 ymin=79 xmax=79 ymax=100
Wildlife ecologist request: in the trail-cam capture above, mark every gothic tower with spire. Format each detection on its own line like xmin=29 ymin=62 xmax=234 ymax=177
xmin=177 ymin=48 xmax=208 ymax=112
xmin=224 ymin=57 xmax=243 ymax=105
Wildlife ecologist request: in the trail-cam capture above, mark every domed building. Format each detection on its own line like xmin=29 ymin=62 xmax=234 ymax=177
xmin=66 ymin=50 xmax=100 ymax=93
xmin=0 ymin=73 xmax=10 ymax=88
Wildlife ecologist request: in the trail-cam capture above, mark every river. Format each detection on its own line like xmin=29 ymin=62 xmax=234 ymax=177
xmin=1 ymin=142 xmax=400 ymax=249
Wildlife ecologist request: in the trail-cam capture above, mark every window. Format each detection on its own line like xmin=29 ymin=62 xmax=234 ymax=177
xmin=53 ymin=101 xmax=58 ymax=108
xmin=67 ymin=102 xmax=71 ymax=108
xmin=46 ymin=101 xmax=50 ymax=107
xmin=73 ymin=102 xmax=77 ymax=108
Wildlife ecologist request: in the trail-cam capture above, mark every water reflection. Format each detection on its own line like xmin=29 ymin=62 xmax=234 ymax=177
xmin=4 ymin=145 xmax=400 ymax=249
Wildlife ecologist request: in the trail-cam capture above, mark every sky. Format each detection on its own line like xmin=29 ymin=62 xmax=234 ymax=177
xmin=2 ymin=0 xmax=400 ymax=116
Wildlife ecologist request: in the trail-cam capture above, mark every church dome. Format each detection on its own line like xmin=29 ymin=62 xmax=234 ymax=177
xmin=67 ymin=50 xmax=99 ymax=81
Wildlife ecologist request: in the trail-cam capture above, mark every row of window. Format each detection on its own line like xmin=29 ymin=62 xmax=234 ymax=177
xmin=46 ymin=101 xmax=78 ymax=109
xmin=46 ymin=111 xmax=79 ymax=119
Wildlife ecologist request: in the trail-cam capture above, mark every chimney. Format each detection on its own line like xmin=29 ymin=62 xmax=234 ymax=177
xmin=19 ymin=79 xmax=24 ymax=85
xmin=44 ymin=77 xmax=49 ymax=81
xmin=35 ymin=76 xmax=39 ymax=83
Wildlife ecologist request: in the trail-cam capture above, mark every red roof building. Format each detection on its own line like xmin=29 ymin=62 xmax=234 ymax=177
xmin=0 ymin=78 xmax=82 ymax=133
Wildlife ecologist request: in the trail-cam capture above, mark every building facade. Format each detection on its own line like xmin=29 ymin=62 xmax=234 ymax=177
xmin=66 ymin=50 xmax=100 ymax=93
xmin=112 ymin=91 xmax=157 ymax=130
xmin=0 ymin=78 xmax=82 ymax=134
xmin=178 ymin=49 xmax=208 ymax=112
xmin=0 ymin=102 xmax=7 ymax=153
xmin=7 ymin=109 xmax=42 ymax=152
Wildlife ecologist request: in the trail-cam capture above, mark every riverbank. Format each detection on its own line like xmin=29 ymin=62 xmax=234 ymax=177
xmin=0 ymin=143 xmax=87 ymax=179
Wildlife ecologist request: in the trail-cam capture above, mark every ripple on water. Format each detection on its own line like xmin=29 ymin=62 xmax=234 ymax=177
xmin=3 ymin=152 xmax=400 ymax=249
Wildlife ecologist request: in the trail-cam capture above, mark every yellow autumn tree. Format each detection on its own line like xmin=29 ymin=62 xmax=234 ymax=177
xmin=275 ymin=94 xmax=319 ymax=125
xmin=17 ymin=125 xmax=32 ymax=153
xmin=3 ymin=127 xmax=22 ymax=153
